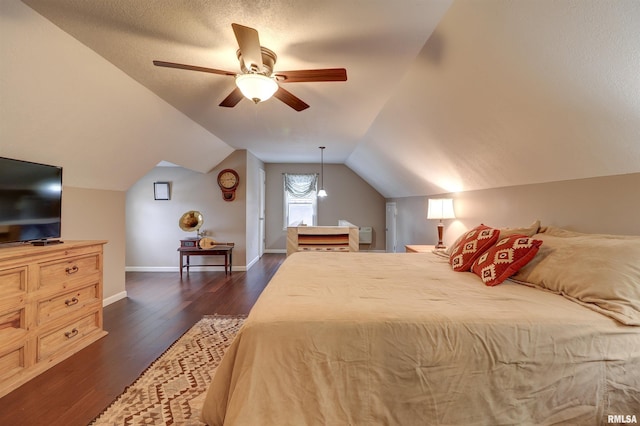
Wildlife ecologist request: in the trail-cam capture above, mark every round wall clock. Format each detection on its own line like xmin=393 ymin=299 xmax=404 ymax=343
xmin=217 ymin=169 xmax=239 ymax=201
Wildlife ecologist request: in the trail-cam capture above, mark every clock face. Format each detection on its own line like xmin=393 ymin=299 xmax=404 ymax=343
xmin=218 ymin=170 xmax=238 ymax=189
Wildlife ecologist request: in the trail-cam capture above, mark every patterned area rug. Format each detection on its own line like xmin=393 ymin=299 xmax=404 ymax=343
xmin=90 ymin=315 xmax=245 ymax=426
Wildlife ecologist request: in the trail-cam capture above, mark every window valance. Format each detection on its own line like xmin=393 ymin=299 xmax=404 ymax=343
xmin=283 ymin=173 xmax=318 ymax=198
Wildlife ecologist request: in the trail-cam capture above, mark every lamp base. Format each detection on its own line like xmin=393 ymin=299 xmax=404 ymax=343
xmin=435 ymin=222 xmax=445 ymax=249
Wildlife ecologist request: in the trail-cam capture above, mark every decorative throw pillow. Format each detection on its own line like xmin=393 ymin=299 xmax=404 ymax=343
xmin=444 ymin=220 xmax=541 ymax=257
xmin=471 ymin=235 xmax=543 ymax=286
xmin=449 ymin=224 xmax=500 ymax=271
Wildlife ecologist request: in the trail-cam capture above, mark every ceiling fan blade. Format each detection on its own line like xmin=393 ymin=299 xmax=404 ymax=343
xmin=232 ymin=23 xmax=263 ymax=72
xmin=273 ymin=87 xmax=310 ymax=112
xmin=219 ymin=87 xmax=244 ymax=108
xmin=275 ymin=68 xmax=347 ymax=83
xmin=153 ymin=60 xmax=236 ymax=76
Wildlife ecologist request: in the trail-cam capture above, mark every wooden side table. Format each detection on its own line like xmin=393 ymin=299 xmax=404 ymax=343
xmin=405 ymin=245 xmax=436 ymax=253
xmin=178 ymin=244 xmax=234 ymax=277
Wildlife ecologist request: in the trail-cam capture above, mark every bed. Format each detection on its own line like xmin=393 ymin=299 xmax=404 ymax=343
xmin=201 ymin=226 xmax=640 ymax=425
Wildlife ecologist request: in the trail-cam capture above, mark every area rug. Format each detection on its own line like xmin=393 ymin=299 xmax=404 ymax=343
xmin=90 ymin=315 xmax=245 ymax=426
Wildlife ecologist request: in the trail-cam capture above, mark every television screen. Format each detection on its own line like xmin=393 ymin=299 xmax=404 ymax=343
xmin=0 ymin=157 xmax=63 ymax=244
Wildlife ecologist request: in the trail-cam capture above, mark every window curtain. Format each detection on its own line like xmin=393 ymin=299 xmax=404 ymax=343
xmin=284 ymin=173 xmax=318 ymax=198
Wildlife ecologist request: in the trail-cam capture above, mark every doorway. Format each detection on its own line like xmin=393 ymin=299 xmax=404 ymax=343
xmin=385 ymin=202 xmax=397 ymax=253
xmin=258 ymin=169 xmax=266 ymax=258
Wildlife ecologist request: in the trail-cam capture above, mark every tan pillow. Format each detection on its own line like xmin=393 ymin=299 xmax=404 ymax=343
xmin=445 ymin=220 xmax=541 ymax=256
xmin=498 ymin=219 xmax=541 ymax=239
xmin=511 ymin=226 xmax=640 ymax=325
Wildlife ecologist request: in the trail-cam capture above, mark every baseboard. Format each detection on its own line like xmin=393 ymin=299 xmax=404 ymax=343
xmin=246 ymin=256 xmax=259 ymax=270
xmin=125 ymin=266 xmax=249 ymax=272
xmin=103 ymin=291 xmax=127 ymax=307
xmin=264 ymin=248 xmax=286 ymax=254
xmin=125 ymin=266 xmax=177 ymax=272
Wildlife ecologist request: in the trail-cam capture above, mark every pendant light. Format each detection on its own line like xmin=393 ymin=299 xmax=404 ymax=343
xmin=318 ymin=146 xmax=327 ymax=197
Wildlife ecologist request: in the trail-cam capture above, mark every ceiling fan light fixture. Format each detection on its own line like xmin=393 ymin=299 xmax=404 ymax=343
xmin=235 ymin=73 xmax=278 ymax=104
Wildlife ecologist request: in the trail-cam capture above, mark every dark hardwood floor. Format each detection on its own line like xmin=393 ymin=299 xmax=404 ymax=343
xmin=0 ymin=253 xmax=285 ymax=426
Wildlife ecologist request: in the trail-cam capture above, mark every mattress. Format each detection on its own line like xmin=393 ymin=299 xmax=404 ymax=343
xmin=201 ymin=251 xmax=640 ymax=425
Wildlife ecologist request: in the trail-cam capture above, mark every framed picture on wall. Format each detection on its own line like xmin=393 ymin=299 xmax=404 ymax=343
xmin=154 ymin=182 xmax=171 ymax=200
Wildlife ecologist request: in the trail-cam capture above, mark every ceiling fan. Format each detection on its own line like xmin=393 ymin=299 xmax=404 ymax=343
xmin=153 ymin=23 xmax=347 ymax=112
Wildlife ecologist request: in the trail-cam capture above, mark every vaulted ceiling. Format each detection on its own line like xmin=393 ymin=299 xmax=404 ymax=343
xmin=3 ymin=0 xmax=640 ymax=197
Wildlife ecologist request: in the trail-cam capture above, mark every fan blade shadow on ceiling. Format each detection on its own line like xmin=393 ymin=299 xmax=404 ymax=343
xmin=22 ymin=0 xmax=226 ymax=49
xmin=284 ymin=31 xmax=431 ymax=62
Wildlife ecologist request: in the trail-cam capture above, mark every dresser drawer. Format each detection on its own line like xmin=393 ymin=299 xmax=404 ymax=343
xmin=37 ymin=283 xmax=100 ymax=326
xmin=38 ymin=254 xmax=101 ymax=291
xmin=298 ymin=246 xmax=350 ymax=252
xmin=0 ymin=266 xmax=27 ymax=297
xmin=0 ymin=305 xmax=26 ymax=333
xmin=37 ymin=311 xmax=100 ymax=361
xmin=0 ymin=343 xmax=27 ymax=383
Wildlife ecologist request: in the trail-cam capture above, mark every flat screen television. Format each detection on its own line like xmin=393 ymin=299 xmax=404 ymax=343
xmin=0 ymin=157 xmax=63 ymax=244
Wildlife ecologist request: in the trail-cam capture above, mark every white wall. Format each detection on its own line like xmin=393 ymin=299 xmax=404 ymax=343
xmin=391 ymin=172 xmax=640 ymax=251
xmin=125 ymin=151 xmax=249 ymax=270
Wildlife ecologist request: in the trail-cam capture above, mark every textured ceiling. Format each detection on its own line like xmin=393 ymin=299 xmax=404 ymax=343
xmin=6 ymin=0 xmax=640 ymax=196
xmin=18 ymin=0 xmax=451 ymax=165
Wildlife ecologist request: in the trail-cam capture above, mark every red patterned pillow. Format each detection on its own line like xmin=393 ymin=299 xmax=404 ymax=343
xmin=471 ymin=234 xmax=543 ymax=286
xmin=449 ymin=224 xmax=500 ymax=271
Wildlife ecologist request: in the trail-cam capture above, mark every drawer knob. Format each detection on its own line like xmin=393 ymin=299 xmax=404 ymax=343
xmin=65 ymin=297 xmax=79 ymax=306
xmin=65 ymin=265 xmax=79 ymax=275
xmin=64 ymin=328 xmax=79 ymax=339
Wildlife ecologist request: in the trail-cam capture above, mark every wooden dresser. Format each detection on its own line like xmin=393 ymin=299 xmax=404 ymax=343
xmin=0 ymin=240 xmax=108 ymax=398
xmin=287 ymin=226 xmax=359 ymax=256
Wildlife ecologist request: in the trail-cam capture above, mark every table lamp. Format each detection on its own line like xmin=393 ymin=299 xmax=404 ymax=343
xmin=427 ymin=198 xmax=456 ymax=249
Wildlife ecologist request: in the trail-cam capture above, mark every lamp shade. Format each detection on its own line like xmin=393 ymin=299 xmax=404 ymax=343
xmin=235 ymin=74 xmax=278 ymax=103
xmin=427 ymin=198 xmax=456 ymax=220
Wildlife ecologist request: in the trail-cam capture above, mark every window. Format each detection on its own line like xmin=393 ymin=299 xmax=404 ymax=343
xmin=283 ymin=173 xmax=318 ymax=229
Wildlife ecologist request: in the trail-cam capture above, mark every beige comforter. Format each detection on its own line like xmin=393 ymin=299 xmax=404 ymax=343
xmin=201 ymin=252 xmax=640 ymax=425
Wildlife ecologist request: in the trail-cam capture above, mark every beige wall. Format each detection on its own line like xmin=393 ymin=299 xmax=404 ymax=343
xmin=125 ymin=151 xmax=251 ymax=270
xmin=61 ymin=186 xmax=126 ymax=302
xmin=391 ymin=173 xmax=640 ymax=251
xmin=265 ymin=163 xmax=386 ymax=251
xmin=0 ymin=1 xmax=233 ymax=192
